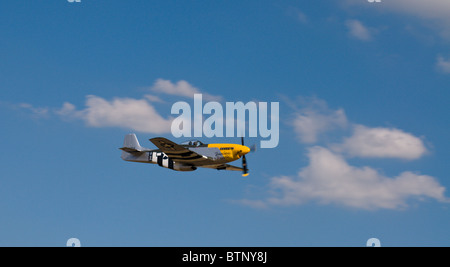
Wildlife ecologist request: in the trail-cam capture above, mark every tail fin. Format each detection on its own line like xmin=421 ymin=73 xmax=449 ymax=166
xmin=120 ymin=133 xmax=144 ymax=153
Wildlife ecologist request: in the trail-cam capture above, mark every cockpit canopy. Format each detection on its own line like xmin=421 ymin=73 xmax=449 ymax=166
xmin=181 ymin=140 xmax=205 ymax=147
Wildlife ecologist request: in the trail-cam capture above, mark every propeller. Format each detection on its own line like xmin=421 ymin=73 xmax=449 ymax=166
xmin=241 ymin=137 xmax=250 ymax=177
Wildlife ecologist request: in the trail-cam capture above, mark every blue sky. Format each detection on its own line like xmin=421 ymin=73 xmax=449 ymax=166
xmin=1 ymin=0 xmax=450 ymax=246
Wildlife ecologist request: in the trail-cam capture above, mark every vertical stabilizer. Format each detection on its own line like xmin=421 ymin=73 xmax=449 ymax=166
xmin=120 ymin=133 xmax=143 ymax=152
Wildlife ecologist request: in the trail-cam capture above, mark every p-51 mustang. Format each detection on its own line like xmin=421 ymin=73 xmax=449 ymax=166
xmin=120 ymin=134 xmax=254 ymax=176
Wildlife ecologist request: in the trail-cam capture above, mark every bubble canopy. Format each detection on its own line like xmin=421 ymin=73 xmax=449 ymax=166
xmin=181 ymin=140 xmax=205 ymax=147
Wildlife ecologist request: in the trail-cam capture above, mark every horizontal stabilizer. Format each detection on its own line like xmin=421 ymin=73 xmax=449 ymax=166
xmin=119 ymin=147 xmax=143 ymax=153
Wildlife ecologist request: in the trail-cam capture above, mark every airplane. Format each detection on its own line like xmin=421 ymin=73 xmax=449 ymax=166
xmin=119 ymin=134 xmax=254 ymax=177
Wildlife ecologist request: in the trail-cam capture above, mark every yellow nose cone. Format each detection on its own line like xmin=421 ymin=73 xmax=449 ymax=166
xmin=241 ymin=146 xmax=251 ymax=155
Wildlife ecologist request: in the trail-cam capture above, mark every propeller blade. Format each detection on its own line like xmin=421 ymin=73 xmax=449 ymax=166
xmin=242 ymin=154 xmax=249 ymax=177
xmin=241 ymin=136 xmax=250 ymax=177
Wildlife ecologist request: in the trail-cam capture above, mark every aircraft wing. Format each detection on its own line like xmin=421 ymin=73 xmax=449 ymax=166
xmin=150 ymin=137 xmax=210 ymax=164
xmin=201 ymin=164 xmax=244 ymax=172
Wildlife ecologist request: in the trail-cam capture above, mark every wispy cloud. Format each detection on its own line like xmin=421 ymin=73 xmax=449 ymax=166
xmin=287 ymin=7 xmax=308 ymax=24
xmin=16 ymin=103 xmax=49 ymax=118
xmin=144 ymin=94 xmax=166 ymax=103
xmin=346 ymin=19 xmax=373 ymax=41
xmin=436 ymin=55 xmax=450 ymax=74
xmin=295 ymin=10 xmax=308 ymax=24
xmin=290 ymin=97 xmax=348 ymax=144
xmin=345 ymin=0 xmax=450 ymax=40
xmin=150 ymin=79 xmax=222 ymax=102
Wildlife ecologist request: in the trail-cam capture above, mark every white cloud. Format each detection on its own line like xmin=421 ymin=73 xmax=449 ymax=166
xmin=437 ymin=55 xmax=450 ymax=74
xmin=242 ymin=147 xmax=448 ymax=210
xmin=15 ymin=78 xmax=225 ymax=133
xmin=290 ymin=99 xmax=427 ymax=159
xmin=345 ymin=0 xmax=450 ymax=39
xmin=238 ymin=97 xmax=445 ymax=211
xmin=346 ymin=19 xmax=372 ymax=41
xmin=57 ymin=95 xmax=173 ymax=134
xmin=150 ymin=79 xmax=222 ymax=101
xmin=334 ymin=125 xmax=428 ymax=160
xmin=291 ymin=99 xmax=348 ymax=144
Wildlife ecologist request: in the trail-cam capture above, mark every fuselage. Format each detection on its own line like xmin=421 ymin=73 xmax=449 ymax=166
xmin=122 ymin=144 xmax=250 ymax=166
